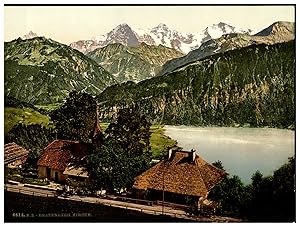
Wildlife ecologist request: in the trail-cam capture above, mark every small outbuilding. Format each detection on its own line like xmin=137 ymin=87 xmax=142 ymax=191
xmin=133 ymin=149 xmax=227 ymax=209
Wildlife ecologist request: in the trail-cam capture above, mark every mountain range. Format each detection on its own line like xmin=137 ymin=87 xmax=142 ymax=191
xmin=4 ymin=37 xmax=116 ymax=104
xmin=97 ymin=40 xmax=295 ymax=129
xmin=70 ymin=22 xmax=254 ymax=54
xmin=5 ymin=20 xmax=295 ymax=117
xmin=158 ymin=21 xmax=295 ymax=76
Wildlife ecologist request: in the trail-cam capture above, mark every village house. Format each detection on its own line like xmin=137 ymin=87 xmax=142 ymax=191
xmin=37 ymin=109 xmax=102 ymax=182
xmin=133 ymin=149 xmax=227 ymax=209
xmin=4 ymin=142 xmax=29 ymax=168
xmin=37 ymin=139 xmax=89 ymax=182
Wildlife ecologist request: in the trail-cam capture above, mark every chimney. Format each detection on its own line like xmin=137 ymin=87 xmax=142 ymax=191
xmin=191 ymin=149 xmax=196 ymax=162
xmin=168 ymin=149 xmax=173 ymax=160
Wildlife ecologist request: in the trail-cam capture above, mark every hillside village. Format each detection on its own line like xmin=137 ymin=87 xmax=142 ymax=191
xmin=4 ymin=96 xmax=230 ymax=221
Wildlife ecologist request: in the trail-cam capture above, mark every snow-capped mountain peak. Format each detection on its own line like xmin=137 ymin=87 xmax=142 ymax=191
xmin=112 ymin=23 xmax=131 ymax=32
xmin=91 ymin=34 xmax=106 ymax=43
xmin=70 ymin=22 xmax=255 ymax=54
xmin=151 ymin=23 xmax=172 ymax=33
xmin=203 ymin=22 xmax=233 ymax=39
xmin=105 ymin=23 xmax=139 ymax=47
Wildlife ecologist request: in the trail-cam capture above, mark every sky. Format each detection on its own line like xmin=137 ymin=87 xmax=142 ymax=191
xmin=4 ymin=5 xmax=295 ymax=45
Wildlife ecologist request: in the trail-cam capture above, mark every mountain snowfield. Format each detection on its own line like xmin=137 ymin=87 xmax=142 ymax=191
xmin=158 ymin=21 xmax=295 ymax=76
xmin=69 ymin=22 xmax=256 ymax=54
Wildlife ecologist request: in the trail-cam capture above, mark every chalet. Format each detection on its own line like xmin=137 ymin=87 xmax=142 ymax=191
xmin=37 ymin=109 xmax=102 ymax=182
xmin=4 ymin=143 xmax=29 ymax=167
xmin=37 ymin=140 xmax=89 ymax=182
xmin=133 ymin=149 xmax=227 ymax=209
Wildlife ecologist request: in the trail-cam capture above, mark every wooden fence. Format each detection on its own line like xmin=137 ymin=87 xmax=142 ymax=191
xmin=4 ymin=185 xmax=57 ymax=197
xmin=64 ymin=195 xmax=189 ymax=219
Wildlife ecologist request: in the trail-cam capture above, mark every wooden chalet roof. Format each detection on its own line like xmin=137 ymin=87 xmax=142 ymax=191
xmin=37 ymin=140 xmax=88 ymax=171
xmin=133 ymin=150 xmax=227 ymax=198
xmin=4 ymin=143 xmax=29 ymax=165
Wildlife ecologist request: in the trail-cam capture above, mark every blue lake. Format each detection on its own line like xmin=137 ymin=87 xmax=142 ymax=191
xmin=164 ymin=126 xmax=295 ymax=184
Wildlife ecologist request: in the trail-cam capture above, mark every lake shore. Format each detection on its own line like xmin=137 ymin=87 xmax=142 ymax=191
xmin=164 ymin=125 xmax=295 ymax=184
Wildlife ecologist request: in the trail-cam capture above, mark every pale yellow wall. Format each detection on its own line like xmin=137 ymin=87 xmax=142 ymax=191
xmin=38 ymin=166 xmax=67 ymax=182
xmin=38 ymin=166 xmax=47 ymax=179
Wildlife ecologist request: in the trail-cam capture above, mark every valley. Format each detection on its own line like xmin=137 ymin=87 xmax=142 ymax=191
xmin=4 ymin=20 xmax=295 ymax=162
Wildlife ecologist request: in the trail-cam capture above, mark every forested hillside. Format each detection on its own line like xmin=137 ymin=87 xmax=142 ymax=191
xmin=5 ymin=37 xmax=116 ymax=104
xmin=97 ymin=41 xmax=295 ymax=129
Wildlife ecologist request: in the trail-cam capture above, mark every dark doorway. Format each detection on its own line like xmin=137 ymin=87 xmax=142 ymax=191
xmin=46 ymin=168 xmax=51 ymax=178
xmin=54 ymin=172 xmax=58 ymax=181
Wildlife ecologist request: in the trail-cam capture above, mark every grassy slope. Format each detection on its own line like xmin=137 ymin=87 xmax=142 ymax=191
xmin=35 ymin=103 xmax=62 ymax=112
xmin=150 ymin=125 xmax=178 ymax=159
xmin=4 ymin=107 xmax=52 ymax=135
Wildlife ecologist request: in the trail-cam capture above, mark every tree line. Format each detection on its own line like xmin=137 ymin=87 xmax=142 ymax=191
xmin=209 ymin=157 xmax=295 ymax=222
